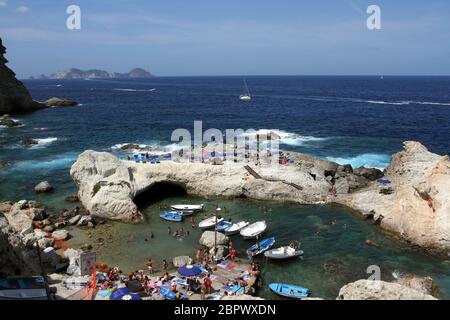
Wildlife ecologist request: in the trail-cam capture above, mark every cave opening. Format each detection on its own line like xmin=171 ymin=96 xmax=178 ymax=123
xmin=133 ymin=181 xmax=187 ymax=209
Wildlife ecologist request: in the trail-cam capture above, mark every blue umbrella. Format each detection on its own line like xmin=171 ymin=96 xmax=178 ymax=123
xmin=110 ymin=287 xmax=142 ymax=300
xmin=178 ymin=265 xmax=202 ymax=277
xmin=377 ymin=178 xmax=391 ymax=185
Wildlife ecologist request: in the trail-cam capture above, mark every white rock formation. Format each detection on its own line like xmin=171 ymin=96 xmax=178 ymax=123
xmin=199 ymin=231 xmax=229 ymax=248
xmin=338 ymin=141 xmax=450 ymax=252
xmin=337 ymin=279 xmax=437 ymax=300
xmin=70 ymin=150 xmax=332 ymax=222
xmin=70 ymin=141 xmax=450 ymax=252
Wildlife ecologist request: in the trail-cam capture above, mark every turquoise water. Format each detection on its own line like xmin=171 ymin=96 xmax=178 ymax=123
xmin=68 ymin=196 xmax=450 ymax=300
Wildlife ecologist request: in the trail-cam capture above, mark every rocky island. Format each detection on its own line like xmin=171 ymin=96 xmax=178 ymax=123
xmin=39 ymin=67 xmax=154 ymax=80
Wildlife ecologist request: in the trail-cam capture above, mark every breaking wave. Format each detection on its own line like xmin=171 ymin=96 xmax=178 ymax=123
xmin=239 ymin=129 xmax=327 ymax=146
xmin=326 ymin=153 xmax=390 ymax=169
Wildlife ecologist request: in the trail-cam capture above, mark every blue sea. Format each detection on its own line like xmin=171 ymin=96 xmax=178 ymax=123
xmin=1 ymin=76 xmax=450 ymax=299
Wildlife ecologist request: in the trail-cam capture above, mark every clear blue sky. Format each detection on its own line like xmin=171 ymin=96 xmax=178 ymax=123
xmin=1 ymin=0 xmax=450 ymax=78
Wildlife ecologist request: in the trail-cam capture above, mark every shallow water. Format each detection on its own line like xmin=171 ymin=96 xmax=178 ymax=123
xmin=68 ymin=196 xmax=450 ymax=300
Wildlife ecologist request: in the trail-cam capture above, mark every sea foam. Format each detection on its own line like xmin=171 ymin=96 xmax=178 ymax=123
xmin=326 ymin=153 xmax=390 ymax=169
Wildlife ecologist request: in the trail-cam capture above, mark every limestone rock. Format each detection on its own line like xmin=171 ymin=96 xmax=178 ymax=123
xmin=3 ymin=204 xmax=33 ymax=235
xmin=52 ymin=229 xmax=69 ymax=241
xmin=353 ymin=167 xmax=384 ymax=181
xmin=29 ymin=208 xmax=48 ymax=221
xmin=68 ymin=215 xmax=81 ymax=225
xmin=393 ymin=274 xmax=438 ymax=297
xmin=199 ymin=231 xmax=229 ymax=248
xmin=338 ymin=141 xmax=450 ymax=253
xmin=43 ymin=97 xmax=78 ymax=107
xmin=64 ymin=248 xmax=82 ymax=276
xmin=337 ymin=279 xmax=437 ymax=300
xmin=0 ymin=114 xmax=21 ymax=127
xmin=173 ymin=256 xmax=193 ymax=267
xmin=34 ymin=181 xmax=53 ymax=193
xmin=37 ymin=237 xmax=54 ymax=249
xmin=33 ymin=228 xmax=48 ymax=240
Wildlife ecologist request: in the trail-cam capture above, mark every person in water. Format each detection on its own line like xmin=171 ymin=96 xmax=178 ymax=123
xmin=162 ymin=259 xmax=168 ymax=271
xmin=146 ymin=259 xmax=153 ymax=274
xmin=167 ymin=226 xmax=171 ymax=235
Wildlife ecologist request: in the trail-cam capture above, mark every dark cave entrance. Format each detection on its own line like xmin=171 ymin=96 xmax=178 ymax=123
xmin=133 ymin=181 xmax=187 ymax=209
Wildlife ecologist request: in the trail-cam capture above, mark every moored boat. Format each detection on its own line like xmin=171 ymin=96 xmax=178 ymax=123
xmin=224 ymin=221 xmax=250 ymax=235
xmin=215 ymin=220 xmax=233 ymax=232
xmin=268 ymin=283 xmax=311 ymax=299
xmin=171 ymin=204 xmax=204 ymax=212
xmin=240 ymin=220 xmax=267 ymax=239
xmin=198 ymin=216 xmax=224 ymax=229
xmin=159 ymin=211 xmax=183 ymax=222
xmin=264 ymin=241 xmax=303 ymax=260
xmin=247 ymin=237 xmax=275 ymax=256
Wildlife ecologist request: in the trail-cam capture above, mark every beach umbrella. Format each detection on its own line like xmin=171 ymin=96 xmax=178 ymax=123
xmin=377 ymin=178 xmax=391 ymax=185
xmin=178 ymin=265 xmax=202 ymax=277
xmin=110 ymin=287 xmax=142 ymax=300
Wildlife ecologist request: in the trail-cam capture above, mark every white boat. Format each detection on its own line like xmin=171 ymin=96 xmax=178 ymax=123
xmin=239 ymin=79 xmax=251 ymax=101
xmin=198 ymin=216 xmax=224 ymax=229
xmin=264 ymin=246 xmax=304 ymax=260
xmin=240 ymin=220 xmax=267 ymax=239
xmin=224 ymin=221 xmax=250 ymax=235
xmin=171 ymin=204 xmax=204 ymax=212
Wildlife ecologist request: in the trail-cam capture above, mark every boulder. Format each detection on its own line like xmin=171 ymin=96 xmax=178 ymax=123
xmin=199 ymin=231 xmax=229 ymax=248
xmin=77 ymin=215 xmax=92 ymax=226
xmin=34 ymin=181 xmax=53 ymax=193
xmin=22 ymin=138 xmax=38 ymax=147
xmin=353 ymin=167 xmax=384 ymax=181
xmin=68 ymin=215 xmax=81 ymax=225
xmin=37 ymin=237 xmax=54 ymax=249
xmin=0 ymin=114 xmax=21 ymax=127
xmin=173 ymin=256 xmax=193 ymax=267
xmin=3 ymin=204 xmax=33 ymax=235
xmin=52 ymin=229 xmax=69 ymax=241
xmin=337 ymin=279 xmax=437 ymax=300
xmin=22 ymin=233 xmax=38 ymax=247
xmin=0 ymin=201 xmax=13 ymax=213
xmin=393 ymin=274 xmax=438 ymax=297
xmin=29 ymin=208 xmax=48 ymax=221
xmin=42 ymin=97 xmax=78 ymax=107
xmin=33 ymin=228 xmax=48 ymax=240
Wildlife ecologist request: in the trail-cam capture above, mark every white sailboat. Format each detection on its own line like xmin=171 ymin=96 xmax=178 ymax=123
xmin=239 ymin=79 xmax=252 ymax=101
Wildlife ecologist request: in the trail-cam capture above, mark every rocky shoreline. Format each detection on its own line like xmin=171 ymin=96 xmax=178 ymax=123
xmin=69 ymin=141 xmax=450 ymax=255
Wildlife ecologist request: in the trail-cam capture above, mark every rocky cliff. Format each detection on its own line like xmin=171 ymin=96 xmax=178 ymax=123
xmin=0 ymin=37 xmax=45 ymax=115
xmin=337 ymin=141 xmax=450 ymax=253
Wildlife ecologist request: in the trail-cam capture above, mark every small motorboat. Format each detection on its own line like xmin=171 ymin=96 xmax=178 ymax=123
xmin=171 ymin=204 xmax=204 ymax=212
xmin=159 ymin=211 xmax=183 ymax=222
xmin=240 ymin=220 xmax=267 ymax=239
xmin=224 ymin=221 xmax=250 ymax=235
xmin=268 ymin=283 xmax=311 ymax=299
xmin=264 ymin=241 xmax=303 ymax=260
xmin=215 ymin=220 xmax=233 ymax=232
xmin=198 ymin=216 xmax=224 ymax=229
xmin=247 ymin=237 xmax=275 ymax=257
xmin=179 ymin=209 xmax=195 ymax=217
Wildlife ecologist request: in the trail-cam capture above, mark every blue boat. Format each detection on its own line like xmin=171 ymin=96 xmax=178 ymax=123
xmin=246 ymin=237 xmax=275 ymax=256
xmin=268 ymin=283 xmax=311 ymax=299
xmin=215 ymin=220 xmax=233 ymax=232
xmin=160 ymin=211 xmax=183 ymax=222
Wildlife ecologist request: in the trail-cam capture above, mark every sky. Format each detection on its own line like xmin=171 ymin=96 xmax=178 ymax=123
xmin=1 ymin=0 xmax=450 ymax=78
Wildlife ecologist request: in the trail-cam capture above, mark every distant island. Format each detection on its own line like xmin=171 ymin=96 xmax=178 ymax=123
xmin=33 ymin=67 xmax=153 ymax=80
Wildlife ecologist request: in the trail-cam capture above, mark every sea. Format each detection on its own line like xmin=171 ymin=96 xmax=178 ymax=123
xmin=1 ymin=76 xmax=450 ymax=299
